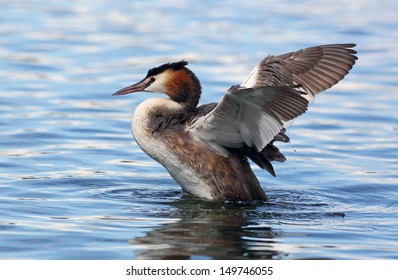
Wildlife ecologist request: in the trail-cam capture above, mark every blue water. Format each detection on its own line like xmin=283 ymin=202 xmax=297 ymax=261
xmin=1 ymin=0 xmax=398 ymax=259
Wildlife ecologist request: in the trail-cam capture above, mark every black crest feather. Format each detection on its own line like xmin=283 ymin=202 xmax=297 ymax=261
xmin=146 ymin=60 xmax=188 ymax=77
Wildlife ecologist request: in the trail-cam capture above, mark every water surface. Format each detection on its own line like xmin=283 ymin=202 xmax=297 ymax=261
xmin=1 ymin=0 xmax=398 ymax=259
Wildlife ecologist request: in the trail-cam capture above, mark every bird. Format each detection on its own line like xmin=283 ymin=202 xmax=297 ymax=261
xmin=113 ymin=44 xmax=357 ymax=202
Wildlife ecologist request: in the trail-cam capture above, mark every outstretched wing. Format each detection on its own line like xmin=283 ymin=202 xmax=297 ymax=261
xmin=189 ymin=43 xmax=356 ymax=174
xmin=242 ymin=44 xmax=357 ymax=101
xmin=188 ymin=85 xmax=308 ymax=156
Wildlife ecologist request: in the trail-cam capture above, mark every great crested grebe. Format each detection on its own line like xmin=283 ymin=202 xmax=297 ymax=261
xmin=113 ymin=44 xmax=357 ymax=202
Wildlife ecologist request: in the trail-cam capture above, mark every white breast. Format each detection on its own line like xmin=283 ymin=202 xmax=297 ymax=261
xmin=131 ymin=98 xmax=215 ymax=200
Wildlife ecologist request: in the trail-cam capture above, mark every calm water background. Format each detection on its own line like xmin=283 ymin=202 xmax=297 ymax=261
xmin=1 ymin=0 xmax=397 ymax=259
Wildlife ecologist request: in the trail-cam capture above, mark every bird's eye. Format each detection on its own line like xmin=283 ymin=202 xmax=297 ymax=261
xmin=149 ymin=77 xmax=156 ymax=83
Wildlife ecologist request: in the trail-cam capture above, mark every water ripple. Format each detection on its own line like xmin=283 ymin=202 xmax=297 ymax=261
xmin=1 ymin=0 xmax=398 ymax=260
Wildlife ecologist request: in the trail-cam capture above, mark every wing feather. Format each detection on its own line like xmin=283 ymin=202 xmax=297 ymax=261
xmin=242 ymin=44 xmax=357 ymax=100
xmin=189 ymin=86 xmax=308 ymax=153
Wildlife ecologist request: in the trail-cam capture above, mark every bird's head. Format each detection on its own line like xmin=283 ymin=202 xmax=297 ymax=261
xmin=112 ymin=60 xmax=201 ymax=109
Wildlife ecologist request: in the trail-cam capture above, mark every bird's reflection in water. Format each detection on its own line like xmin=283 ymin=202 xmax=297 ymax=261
xmin=128 ymin=197 xmax=282 ymax=259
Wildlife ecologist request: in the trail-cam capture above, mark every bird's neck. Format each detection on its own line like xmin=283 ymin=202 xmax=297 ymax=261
xmin=132 ymin=97 xmax=187 ymax=137
xmin=166 ymin=68 xmax=202 ymax=111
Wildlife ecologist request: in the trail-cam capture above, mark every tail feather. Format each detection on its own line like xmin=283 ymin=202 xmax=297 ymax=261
xmin=244 ymin=130 xmax=289 ymax=177
xmin=244 ymin=146 xmax=276 ymax=177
